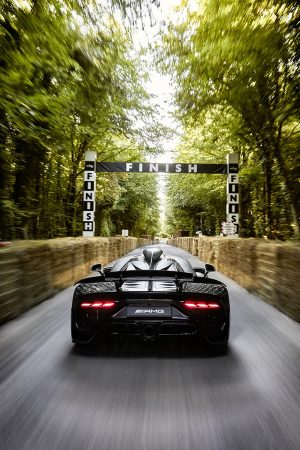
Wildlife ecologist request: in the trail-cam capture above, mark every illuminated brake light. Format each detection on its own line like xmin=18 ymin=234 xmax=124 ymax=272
xmin=184 ymin=301 xmax=220 ymax=310
xmin=184 ymin=302 xmax=197 ymax=309
xmin=196 ymin=303 xmax=210 ymax=309
xmin=80 ymin=302 xmax=92 ymax=308
xmin=80 ymin=301 xmax=115 ymax=309
xmin=102 ymin=302 xmax=115 ymax=308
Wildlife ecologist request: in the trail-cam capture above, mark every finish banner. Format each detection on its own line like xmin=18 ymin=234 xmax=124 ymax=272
xmin=96 ymin=162 xmax=228 ymax=174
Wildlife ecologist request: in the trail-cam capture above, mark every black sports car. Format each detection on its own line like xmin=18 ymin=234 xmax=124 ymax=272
xmin=71 ymin=247 xmax=230 ymax=348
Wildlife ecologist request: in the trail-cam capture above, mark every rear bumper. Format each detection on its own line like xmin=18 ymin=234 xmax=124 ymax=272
xmin=71 ymin=316 xmax=229 ymax=346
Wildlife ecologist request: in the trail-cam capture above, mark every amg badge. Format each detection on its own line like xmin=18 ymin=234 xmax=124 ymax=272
xmin=135 ymin=309 xmax=165 ymax=314
xmin=126 ymin=306 xmax=172 ymax=318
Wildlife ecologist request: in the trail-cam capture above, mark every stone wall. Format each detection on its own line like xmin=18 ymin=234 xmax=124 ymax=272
xmin=168 ymin=237 xmax=300 ymax=323
xmin=0 ymin=237 xmax=149 ymax=325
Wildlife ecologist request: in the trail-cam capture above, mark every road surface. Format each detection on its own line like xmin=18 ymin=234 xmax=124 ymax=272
xmin=0 ymin=244 xmax=299 ymax=450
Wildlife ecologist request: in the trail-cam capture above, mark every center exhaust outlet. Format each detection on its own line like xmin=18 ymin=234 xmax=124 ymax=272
xmin=142 ymin=325 xmax=156 ymax=341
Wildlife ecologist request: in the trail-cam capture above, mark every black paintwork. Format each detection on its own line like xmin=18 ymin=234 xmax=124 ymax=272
xmin=71 ymin=247 xmax=230 ymax=347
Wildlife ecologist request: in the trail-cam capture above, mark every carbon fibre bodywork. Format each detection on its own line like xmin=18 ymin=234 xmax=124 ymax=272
xmin=71 ymin=248 xmax=230 ymax=347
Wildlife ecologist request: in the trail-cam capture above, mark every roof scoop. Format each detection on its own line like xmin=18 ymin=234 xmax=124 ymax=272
xmin=143 ymin=248 xmax=163 ymax=268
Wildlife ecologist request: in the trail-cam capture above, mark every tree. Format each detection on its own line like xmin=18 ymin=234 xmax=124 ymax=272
xmin=165 ymin=106 xmax=234 ymax=236
xmin=0 ymin=0 xmax=162 ymax=239
xmin=110 ymin=173 xmax=160 ymax=237
xmin=0 ymin=0 xmax=84 ymax=238
xmin=160 ymin=0 xmax=300 ymax=237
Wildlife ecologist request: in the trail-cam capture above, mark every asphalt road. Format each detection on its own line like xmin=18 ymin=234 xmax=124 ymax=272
xmin=0 ymin=244 xmax=300 ymax=450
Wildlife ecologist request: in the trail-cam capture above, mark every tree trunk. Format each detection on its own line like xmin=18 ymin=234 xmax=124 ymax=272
xmin=12 ymin=139 xmax=45 ymax=239
xmin=0 ymin=109 xmax=12 ymax=240
xmin=262 ymin=158 xmax=273 ymax=238
xmin=273 ymin=143 xmax=300 ymax=236
xmin=65 ymin=167 xmax=78 ymax=236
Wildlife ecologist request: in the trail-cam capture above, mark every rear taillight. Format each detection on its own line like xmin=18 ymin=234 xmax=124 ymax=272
xmin=183 ymin=301 xmax=220 ymax=310
xmin=80 ymin=300 xmax=116 ymax=309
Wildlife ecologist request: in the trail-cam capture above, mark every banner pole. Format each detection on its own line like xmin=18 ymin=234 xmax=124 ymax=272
xmin=83 ymin=151 xmax=96 ymax=237
xmin=226 ymin=153 xmax=239 ymax=237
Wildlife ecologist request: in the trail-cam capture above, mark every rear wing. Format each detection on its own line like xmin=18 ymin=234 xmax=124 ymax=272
xmin=75 ymin=270 xmax=193 ymax=285
xmin=107 ymin=270 xmax=194 ymax=281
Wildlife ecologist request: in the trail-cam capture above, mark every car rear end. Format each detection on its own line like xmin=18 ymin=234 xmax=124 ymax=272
xmin=71 ymin=278 xmax=229 ymax=346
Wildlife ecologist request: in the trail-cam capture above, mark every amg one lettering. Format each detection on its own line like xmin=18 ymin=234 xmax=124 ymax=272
xmin=135 ymin=309 xmax=164 ymax=314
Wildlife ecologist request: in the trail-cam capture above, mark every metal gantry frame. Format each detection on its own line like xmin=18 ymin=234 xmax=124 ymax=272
xmin=82 ymin=151 xmax=239 ymax=237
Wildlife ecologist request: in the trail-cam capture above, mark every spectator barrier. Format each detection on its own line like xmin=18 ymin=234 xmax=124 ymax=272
xmin=0 ymin=237 xmax=150 ymax=324
xmin=168 ymin=237 xmax=300 ymax=323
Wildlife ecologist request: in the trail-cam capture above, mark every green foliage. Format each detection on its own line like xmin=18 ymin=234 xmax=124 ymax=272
xmin=0 ymin=0 xmax=162 ymax=239
xmin=3 ymin=0 xmax=299 ymax=240
xmin=109 ymin=173 xmax=160 ymax=237
xmin=165 ymin=107 xmax=232 ymax=236
xmin=160 ymin=0 xmax=300 ymax=238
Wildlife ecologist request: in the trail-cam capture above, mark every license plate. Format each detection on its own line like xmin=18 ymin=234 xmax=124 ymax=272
xmin=127 ymin=306 xmax=172 ymax=317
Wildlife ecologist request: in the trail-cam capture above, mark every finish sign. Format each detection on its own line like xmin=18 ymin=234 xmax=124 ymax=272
xmin=83 ymin=153 xmax=239 ymax=238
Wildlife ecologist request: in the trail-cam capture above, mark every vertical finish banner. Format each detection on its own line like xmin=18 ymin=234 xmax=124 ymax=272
xmin=83 ymin=151 xmax=96 ymax=237
xmin=226 ymin=153 xmax=239 ymax=237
